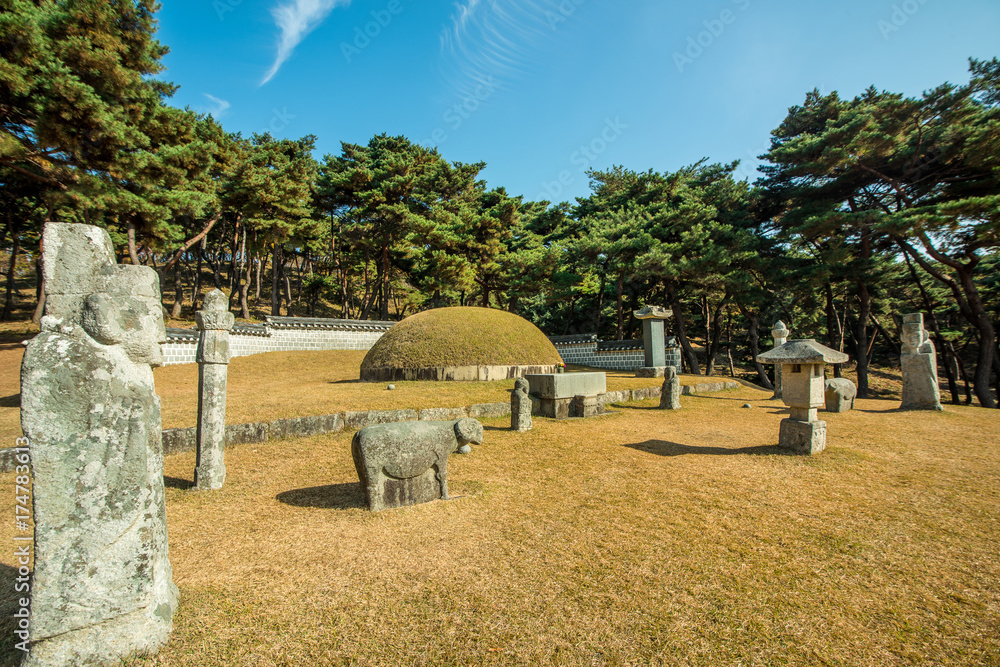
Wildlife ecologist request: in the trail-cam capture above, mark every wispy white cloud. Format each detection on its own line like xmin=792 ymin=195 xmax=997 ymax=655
xmin=201 ymin=93 xmax=231 ymax=117
xmin=440 ymin=0 xmax=581 ymax=97
xmin=261 ymin=0 xmax=352 ymax=85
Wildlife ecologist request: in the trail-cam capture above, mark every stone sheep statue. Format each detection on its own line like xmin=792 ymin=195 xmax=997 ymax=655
xmin=824 ymin=378 xmax=857 ymax=413
xmin=351 ymin=418 xmax=483 ymax=512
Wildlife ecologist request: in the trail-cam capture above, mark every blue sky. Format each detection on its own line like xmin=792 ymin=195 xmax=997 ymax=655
xmin=156 ymin=0 xmax=1000 ymax=203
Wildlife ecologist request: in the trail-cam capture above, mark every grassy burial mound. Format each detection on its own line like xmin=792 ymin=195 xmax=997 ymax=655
xmin=360 ymin=307 xmax=562 ymax=381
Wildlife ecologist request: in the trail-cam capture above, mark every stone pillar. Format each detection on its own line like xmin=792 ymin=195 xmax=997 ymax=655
xmin=20 ymin=223 xmax=178 ymax=666
xmin=633 ymin=306 xmax=673 ymax=377
xmin=511 ymin=377 xmax=532 ymax=432
xmin=194 ymin=289 xmax=235 ymax=490
xmin=659 ymin=367 xmax=681 ymax=410
xmin=900 ymin=313 xmax=943 ymax=411
xmin=771 ymin=320 xmax=789 ymax=399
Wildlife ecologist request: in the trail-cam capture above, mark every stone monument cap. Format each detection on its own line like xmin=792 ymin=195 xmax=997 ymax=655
xmin=633 ymin=306 xmax=672 ymax=320
xmin=757 ymin=339 xmax=848 ymax=365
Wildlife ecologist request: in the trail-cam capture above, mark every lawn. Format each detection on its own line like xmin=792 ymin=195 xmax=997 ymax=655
xmin=0 ymin=345 xmax=698 ymax=440
xmin=0 ymin=350 xmax=997 ymax=665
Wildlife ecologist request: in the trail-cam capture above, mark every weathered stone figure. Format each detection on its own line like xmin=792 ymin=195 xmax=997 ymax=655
xmin=511 ymin=377 xmax=532 ymax=431
xmin=824 ymin=378 xmax=857 ymax=413
xmin=771 ymin=320 xmax=789 ymax=399
xmin=194 ymin=289 xmax=235 ymax=490
xmin=351 ymin=418 xmax=483 ymax=511
xmin=659 ymin=367 xmax=682 ymax=410
xmin=20 ymin=223 xmax=178 ymax=666
xmin=900 ymin=313 xmax=943 ymax=411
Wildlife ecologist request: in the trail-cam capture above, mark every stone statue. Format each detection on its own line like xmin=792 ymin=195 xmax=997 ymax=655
xmin=659 ymin=367 xmax=681 ymax=410
xmin=824 ymin=378 xmax=857 ymax=413
xmin=194 ymin=289 xmax=235 ymax=490
xmin=351 ymin=418 xmax=483 ymax=512
xmin=20 ymin=223 xmax=178 ymax=665
xmin=511 ymin=377 xmax=532 ymax=431
xmin=900 ymin=313 xmax=943 ymax=410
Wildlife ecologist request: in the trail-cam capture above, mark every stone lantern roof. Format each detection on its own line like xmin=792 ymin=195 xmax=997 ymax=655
xmin=632 ymin=306 xmax=672 ymax=320
xmin=756 ymin=339 xmax=849 ymax=365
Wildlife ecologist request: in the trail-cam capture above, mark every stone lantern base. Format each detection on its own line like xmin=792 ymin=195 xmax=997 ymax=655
xmin=779 ymin=418 xmax=827 ymax=455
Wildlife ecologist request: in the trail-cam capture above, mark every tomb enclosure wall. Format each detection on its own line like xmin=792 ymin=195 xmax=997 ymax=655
xmin=161 ymin=316 xmax=393 ymax=365
xmin=549 ymin=335 xmax=682 ymax=372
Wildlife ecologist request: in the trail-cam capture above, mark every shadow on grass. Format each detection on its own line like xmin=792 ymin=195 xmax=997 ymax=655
xmin=483 ymin=425 xmax=508 ymax=432
xmin=163 ymin=476 xmax=194 ymax=490
xmin=329 ymin=379 xmax=361 ymax=384
xmin=624 ymin=439 xmax=791 ymax=457
xmin=0 ymin=562 xmax=26 ymax=666
xmin=0 ymin=393 xmax=19 ymax=407
xmin=276 ymin=483 xmax=365 ymax=509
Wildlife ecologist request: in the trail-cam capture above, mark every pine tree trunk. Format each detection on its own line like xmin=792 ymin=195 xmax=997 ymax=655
xmin=615 ymin=273 xmax=625 ymax=340
xmin=739 ymin=308 xmax=774 ymax=390
xmin=32 ymin=254 xmax=44 ymax=324
xmin=254 ymin=255 xmax=262 ymax=302
xmin=825 ymin=284 xmax=844 ymax=378
xmin=127 ymin=220 xmax=140 ymax=266
xmin=379 ymin=247 xmax=390 ymax=321
xmin=271 ymin=244 xmax=282 ymax=316
xmin=171 ymin=261 xmax=184 ymax=319
xmin=593 ymin=269 xmax=606 ymax=336
xmin=2 ymin=221 xmax=21 ymax=320
xmin=230 ymin=224 xmax=243 ymax=313
xmin=668 ymin=283 xmax=701 ymax=375
xmin=854 ymin=281 xmax=871 ymax=399
xmin=705 ymin=295 xmax=728 ymax=377
xmin=192 ymin=241 xmax=203 ymax=309
xmin=239 ymin=243 xmax=250 ymax=320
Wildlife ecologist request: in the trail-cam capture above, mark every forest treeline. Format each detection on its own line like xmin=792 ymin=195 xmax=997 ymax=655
xmin=1 ymin=2 xmax=998 ymax=407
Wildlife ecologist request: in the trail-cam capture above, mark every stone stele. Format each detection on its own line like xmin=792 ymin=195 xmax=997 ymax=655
xmin=194 ymin=289 xmax=235 ymax=491
xmin=900 ymin=313 xmax=943 ymax=411
xmin=511 ymin=377 xmax=533 ymax=432
xmin=351 ymin=418 xmax=483 ymax=511
xmin=20 ymin=222 xmax=178 ymax=666
xmin=633 ymin=305 xmax=672 ymax=376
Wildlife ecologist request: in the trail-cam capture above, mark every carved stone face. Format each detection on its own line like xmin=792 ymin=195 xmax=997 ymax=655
xmin=901 ymin=327 xmax=925 ymax=353
xmin=81 ymin=265 xmax=166 ymax=367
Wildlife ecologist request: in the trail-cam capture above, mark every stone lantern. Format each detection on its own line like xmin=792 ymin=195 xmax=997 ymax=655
xmin=757 ymin=339 xmax=849 ymax=455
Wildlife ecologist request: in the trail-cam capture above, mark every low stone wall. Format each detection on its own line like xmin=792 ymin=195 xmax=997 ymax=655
xmin=0 ymin=379 xmax=744 ymax=469
xmin=550 ymin=334 xmax=683 ymax=372
xmin=161 ymin=316 xmax=393 ymax=366
xmin=156 ymin=380 xmax=741 ymax=457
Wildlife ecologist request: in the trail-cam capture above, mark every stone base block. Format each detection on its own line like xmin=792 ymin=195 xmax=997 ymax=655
xmin=537 ymin=394 xmax=607 ymax=419
xmin=570 ymin=394 xmax=601 ymax=418
xmin=635 ymin=366 xmax=666 ymax=378
xmin=778 ymin=418 xmax=826 ymax=455
xmin=537 ymin=397 xmax=572 ymax=419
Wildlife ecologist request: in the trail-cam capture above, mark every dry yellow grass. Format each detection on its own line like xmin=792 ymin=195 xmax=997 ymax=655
xmin=0 ymin=345 xmax=701 ymax=436
xmin=1 ymin=382 xmax=998 ymax=665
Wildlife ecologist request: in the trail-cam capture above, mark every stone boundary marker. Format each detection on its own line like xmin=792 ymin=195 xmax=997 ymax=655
xmin=0 ymin=381 xmax=742 ymax=469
